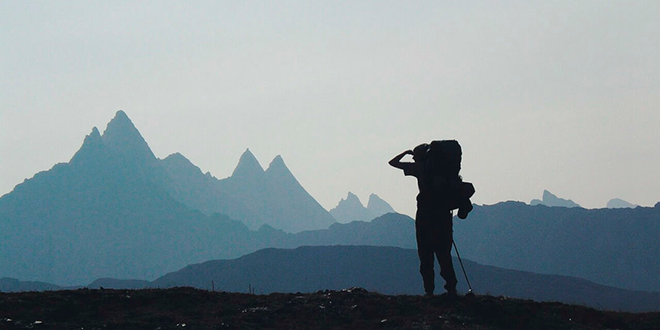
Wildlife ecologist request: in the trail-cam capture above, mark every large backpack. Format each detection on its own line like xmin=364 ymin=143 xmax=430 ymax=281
xmin=427 ymin=140 xmax=462 ymax=181
xmin=426 ymin=140 xmax=474 ymax=210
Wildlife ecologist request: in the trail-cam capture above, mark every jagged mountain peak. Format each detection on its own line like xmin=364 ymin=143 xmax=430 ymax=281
xmin=101 ymin=110 xmax=156 ymax=162
xmin=330 ymin=192 xmax=396 ymax=223
xmin=84 ymin=127 xmax=103 ymax=146
xmin=266 ymin=155 xmax=286 ymax=172
xmin=101 ymin=111 xmax=134 ymax=140
xmin=231 ymin=148 xmax=264 ymax=178
xmin=345 ymin=192 xmax=361 ymax=203
xmin=367 ymin=193 xmax=396 ymax=215
xmin=333 ymin=192 xmax=363 ymax=207
xmin=265 ymin=155 xmax=297 ymax=180
xmin=530 ymin=190 xmax=581 ymax=208
xmin=329 ymin=192 xmax=367 ymax=223
xmin=70 ymin=127 xmax=106 ymax=164
xmin=89 ymin=126 xmax=101 ymax=139
xmin=367 ymin=193 xmax=381 ymax=204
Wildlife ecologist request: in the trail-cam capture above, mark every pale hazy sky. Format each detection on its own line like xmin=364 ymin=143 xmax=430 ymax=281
xmin=2 ymin=1 xmax=659 ymax=217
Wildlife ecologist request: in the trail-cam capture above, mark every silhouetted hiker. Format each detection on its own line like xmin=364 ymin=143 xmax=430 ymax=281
xmin=389 ymin=141 xmax=475 ymax=299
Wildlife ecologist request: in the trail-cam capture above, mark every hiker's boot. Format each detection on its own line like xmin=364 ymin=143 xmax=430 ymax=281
xmin=444 ymin=288 xmax=458 ymax=301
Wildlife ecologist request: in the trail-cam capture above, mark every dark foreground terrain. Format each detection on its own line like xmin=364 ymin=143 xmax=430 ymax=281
xmin=0 ymin=288 xmax=657 ymax=330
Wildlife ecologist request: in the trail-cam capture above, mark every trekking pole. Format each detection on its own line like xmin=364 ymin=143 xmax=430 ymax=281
xmin=452 ymin=239 xmax=475 ymax=296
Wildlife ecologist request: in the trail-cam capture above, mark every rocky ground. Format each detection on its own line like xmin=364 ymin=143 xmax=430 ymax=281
xmin=0 ymin=287 xmax=657 ymax=330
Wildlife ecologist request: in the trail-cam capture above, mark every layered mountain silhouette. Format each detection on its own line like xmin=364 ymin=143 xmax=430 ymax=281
xmin=0 ymin=112 xmax=242 ymax=285
xmin=530 ymin=190 xmax=581 ymax=208
xmin=453 ymin=201 xmax=660 ymax=292
xmin=0 ymin=277 xmax=62 ymax=292
xmin=2 ymin=246 xmax=657 ymax=312
xmin=151 ymin=246 xmax=659 ymax=312
xmin=2 ymin=110 xmax=658 ymax=299
xmin=0 ymin=111 xmax=333 ymax=285
xmin=161 ymin=149 xmax=335 ymax=232
xmin=329 ymin=192 xmax=395 ymax=223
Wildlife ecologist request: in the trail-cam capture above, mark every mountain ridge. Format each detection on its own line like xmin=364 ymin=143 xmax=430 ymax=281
xmin=330 ymin=192 xmax=395 ymax=223
xmin=0 ymin=111 xmax=331 ymax=284
xmin=530 ymin=190 xmax=581 ymax=208
xmin=2 ymin=245 xmax=658 ymax=312
xmin=1 ymin=111 xmax=657 ymax=295
xmin=152 ymin=245 xmax=659 ymax=312
xmin=454 ymin=201 xmax=660 ymax=292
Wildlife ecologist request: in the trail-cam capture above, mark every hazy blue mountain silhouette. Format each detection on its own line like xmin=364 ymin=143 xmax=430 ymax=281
xmin=210 ymin=204 xmax=660 ymax=293
xmin=299 ymin=202 xmax=659 ymax=293
xmin=0 ymin=111 xmax=337 ymax=284
xmin=330 ymin=192 xmax=395 ymax=223
xmin=607 ymin=198 xmax=637 ymax=209
xmin=152 ymin=245 xmax=659 ymax=312
xmin=530 ymin=190 xmax=581 ymax=208
xmin=208 ymin=204 xmax=659 ymax=293
xmin=2 ymin=111 xmax=657 ymax=293
xmin=0 ymin=112 xmax=250 ymax=285
xmin=0 ymin=277 xmax=62 ymax=292
xmin=161 ymin=149 xmax=336 ymax=232
xmin=153 ymin=212 xmax=415 ymax=262
xmin=367 ymin=193 xmax=396 ymax=217
xmin=453 ymin=201 xmax=660 ymax=292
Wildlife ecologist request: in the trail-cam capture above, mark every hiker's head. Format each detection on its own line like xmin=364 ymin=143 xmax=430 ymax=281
xmin=412 ymin=143 xmax=429 ymax=162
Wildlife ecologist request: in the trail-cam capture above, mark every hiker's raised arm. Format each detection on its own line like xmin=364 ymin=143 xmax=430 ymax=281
xmin=389 ymin=150 xmax=413 ymax=169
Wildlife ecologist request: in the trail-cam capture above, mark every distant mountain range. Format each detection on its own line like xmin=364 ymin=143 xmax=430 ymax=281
xmin=453 ymin=201 xmax=660 ymax=292
xmin=0 ymin=111 xmax=332 ymax=285
xmin=530 ymin=190 xmax=581 ymax=208
xmin=531 ymin=190 xmax=639 ymax=209
xmin=329 ymin=192 xmax=395 ymax=223
xmin=607 ymin=198 xmax=638 ymax=209
xmin=153 ymin=246 xmax=659 ymax=312
xmin=162 ymin=148 xmax=335 ymax=232
xmin=0 ymin=277 xmax=62 ymax=292
xmin=2 ymin=246 xmax=657 ymax=312
xmin=1 ymin=110 xmax=657 ymax=297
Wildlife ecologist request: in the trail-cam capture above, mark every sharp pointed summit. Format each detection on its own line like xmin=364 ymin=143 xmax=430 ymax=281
xmin=267 ymin=155 xmax=285 ymax=169
xmin=367 ymin=193 xmax=396 ymax=216
xmin=70 ymin=127 xmax=108 ymax=165
xmin=530 ymin=190 xmax=581 ymax=208
xmin=231 ymin=148 xmax=264 ymax=178
xmin=330 ymin=192 xmax=369 ymax=223
xmin=101 ymin=110 xmax=156 ymax=163
xmin=80 ymin=126 xmax=103 ymax=148
xmin=345 ymin=192 xmax=362 ymax=205
xmin=330 ymin=192 xmax=396 ymax=223
xmin=265 ymin=155 xmax=293 ymax=178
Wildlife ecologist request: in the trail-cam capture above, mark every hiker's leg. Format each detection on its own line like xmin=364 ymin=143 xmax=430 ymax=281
xmin=416 ymin=210 xmax=435 ymax=295
xmin=437 ymin=241 xmax=457 ymax=294
xmin=418 ymin=245 xmax=435 ymax=295
xmin=436 ymin=213 xmax=457 ymax=294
